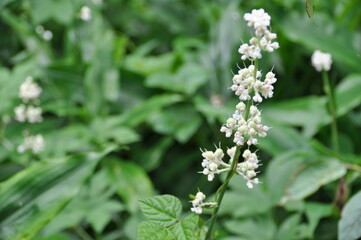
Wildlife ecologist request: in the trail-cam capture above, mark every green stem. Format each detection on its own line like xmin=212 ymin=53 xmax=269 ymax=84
xmin=206 ymin=59 xmax=258 ymax=239
xmin=322 ymin=70 xmax=339 ymax=153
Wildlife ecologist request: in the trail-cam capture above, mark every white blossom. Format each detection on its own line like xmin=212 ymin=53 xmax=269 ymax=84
xmin=201 ymin=148 xmax=231 ymax=181
xmin=26 ymin=105 xmax=43 ymax=123
xmin=311 ymin=50 xmax=332 ymax=72
xmin=236 ymin=149 xmax=261 ymax=188
xmin=80 ymin=6 xmax=92 ymax=21
xmin=19 ymin=76 xmax=42 ymax=102
xmin=14 ymin=104 xmax=27 ymax=122
xmin=17 ymin=134 xmax=45 ymax=154
xmin=190 ymin=192 xmax=216 ymax=214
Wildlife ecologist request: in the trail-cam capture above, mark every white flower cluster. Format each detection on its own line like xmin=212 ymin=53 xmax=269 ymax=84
xmin=19 ymin=76 xmax=42 ymax=102
xmin=236 ymin=149 xmax=260 ymax=189
xmin=36 ymin=25 xmax=53 ymax=41
xmin=190 ymin=192 xmax=216 ymax=214
xmin=230 ymin=65 xmax=277 ymax=103
xmin=17 ymin=134 xmax=45 ymax=154
xmin=80 ymin=6 xmax=92 ymax=21
xmin=15 ymin=77 xmax=43 ymax=123
xmin=221 ymin=104 xmax=270 ymax=146
xmin=15 ymin=76 xmax=45 ymax=154
xmin=238 ymin=9 xmax=279 ymax=61
xmin=311 ymin=50 xmax=332 ymax=72
xmin=201 ymin=146 xmax=260 ymax=188
xmin=201 ymin=147 xmax=236 ymax=181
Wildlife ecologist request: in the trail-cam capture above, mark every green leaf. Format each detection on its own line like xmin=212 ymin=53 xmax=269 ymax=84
xmin=139 ymin=195 xmax=182 ymax=227
xmin=336 ymin=74 xmax=361 ymax=116
xmin=339 ymin=190 xmax=361 ymax=240
xmin=267 ymin=151 xmax=346 ymax=205
xmin=275 ymin=214 xmax=302 ymax=240
xmin=223 ymin=215 xmax=277 ymax=240
xmin=304 ymin=202 xmax=333 ymax=237
xmin=220 ymin=176 xmax=272 ymax=216
xmin=0 ymin=148 xmax=113 ymax=240
xmin=118 ymin=94 xmax=184 ymax=128
xmin=280 ymin=157 xmax=346 ymax=204
xmin=137 ymin=221 xmax=176 ymax=240
xmin=281 ymin=13 xmax=361 ymax=72
xmin=262 ymin=96 xmax=328 ymax=138
xmin=146 ymin=63 xmax=207 ymax=95
xmin=29 ymin=0 xmax=74 ymax=25
xmin=148 ymin=104 xmax=202 ymax=143
xmin=172 ymin=213 xmax=199 ymax=240
xmin=106 ymin=159 xmax=154 ymax=213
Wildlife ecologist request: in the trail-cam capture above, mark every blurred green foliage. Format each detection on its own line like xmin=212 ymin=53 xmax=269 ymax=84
xmin=0 ymin=0 xmax=360 ymax=239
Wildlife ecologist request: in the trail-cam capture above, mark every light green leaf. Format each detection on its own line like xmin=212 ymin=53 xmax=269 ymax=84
xmin=336 ymin=74 xmax=361 ymax=116
xmin=139 ymin=195 xmax=182 ymax=227
xmin=223 ymin=215 xmax=276 ymax=240
xmin=137 ymin=221 xmax=176 ymax=240
xmin=304 ymin=202 xmax=333 ymax=237
xmin=339 ymin=191 xmax=361 ymax=240
xmin=0 ymin=148 xmax=113 ymax=240
xmin=106 ymin=159 xmax=154 ymax=213
xmin=281 ymin=13 xmax=361 ymax=72
xmin=280 ymin=157 xmax=346 ymax=204
xmin=275 ymin=214 xmax=302 ymax=240
xmin=172 ymin=213 xmax=199 ymax=240
xmin=220 ymin=176 xmax=272 ymax=216
xmin=148 ymin=104 xmax=202 ymax=143
xmin=118 ymin=94 xmax=184 ymax=128
xmin=262 ymin=96 xmax=328 ymax=138
xmin=146 ymin=64 xmax=207 ymax=95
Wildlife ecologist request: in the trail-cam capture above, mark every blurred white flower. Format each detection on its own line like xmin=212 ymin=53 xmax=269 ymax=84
xmin=36 ymin=25 xmax=53 ymax=41
xmin=14 ymin=104 xmax=27 ymax=122
xmin=26 ymin=105 xmax=43 ymax=123
xmin=19 ymin=76 xmax=42 ymax=103
xmin=17 ymin=134 xmax=45 ymax=154
xmin=80 ymin=6 xmax=92 ymax=21
xmin=311 ymin=50 xmax=332 ymax=71
xmin=191 ymin=192 xmax=216 ymax=214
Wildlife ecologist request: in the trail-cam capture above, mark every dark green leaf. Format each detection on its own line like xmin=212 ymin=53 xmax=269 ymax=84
xmin=137 ymin=221 xmax=176 ymax=240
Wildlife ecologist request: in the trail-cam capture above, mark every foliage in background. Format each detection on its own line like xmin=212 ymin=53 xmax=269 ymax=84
xmin=0 ymin=0 xmax=360 ymax=239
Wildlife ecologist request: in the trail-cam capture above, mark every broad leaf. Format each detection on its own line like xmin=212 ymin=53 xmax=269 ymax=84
xmin=339 ymin=191 xmax=361 ymax=240
xmin=0 ymin=148 xmax=114 ymax=240
xmin=139 ymin=195 xmax=182 ymax=227
xmin=172 ymin=213 xmax=199 ymax=240
xmin=137 ymin=221 xmax=176 ymax=240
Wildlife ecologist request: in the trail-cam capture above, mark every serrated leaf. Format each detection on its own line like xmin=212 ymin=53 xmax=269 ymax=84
xmin=139 ymin=195 xmax=182 ymax=227
xmin=172 ymin=213 xmax=199 ymax=240
xmin=338 ymin=191 xmax=361 ymax=240
xmin=137 ymin=221 xmax=176 ymax=240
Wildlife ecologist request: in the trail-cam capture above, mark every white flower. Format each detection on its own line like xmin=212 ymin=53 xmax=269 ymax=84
xmin=14 ymin=104 xmax=27 ymax=122
xmin=236 ymin=149 xmax=261 ymax=188
xmin=17 ymin=134 xmax=45 ymax=154
xmin=201 ymin=148 xmax=231 ymax=181
xmin=244 ymin=9 xmax=271 ymax=33
xmin=19 ymin=76 xmax=42 ymax=102
xmin=311 ymin=50 xmax=332 ymax=71
xmin=190 ymin=192 xmax=216 ymax=214
xmin=26 ymin=106 xmax=43 ymax=123
xmin=80 ymin=6 xmax=92 ymax=21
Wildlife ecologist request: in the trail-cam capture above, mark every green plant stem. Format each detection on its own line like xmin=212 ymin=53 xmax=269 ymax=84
xmin=74 ymin=226 xmax=94 ymax=240
xmin=206 ymin=59 xmax=258 ymax=239
xmin=322 ymin=70 xmax=339 ymax=153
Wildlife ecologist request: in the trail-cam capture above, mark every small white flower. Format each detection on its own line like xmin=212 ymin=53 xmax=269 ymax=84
xmin=80 ymin=6 xmax=92 ymax=21
xmin=26 ymin=105 xmax=43 ymax=123
xmin=14 ymin=104 xmax=27 ymax=122
xmin=17 ymin=134 xmax=45 ymax=154
xmin=311 ymin=50 xmax=332 ymax=71
xmin=19 ymin=76 xmax=42 ymax=102
xmin=190 ymin=192 xmax=216 ymax=215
